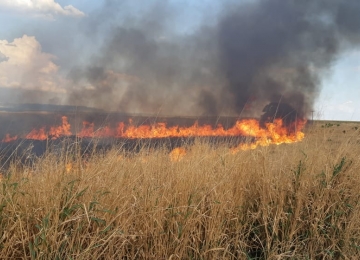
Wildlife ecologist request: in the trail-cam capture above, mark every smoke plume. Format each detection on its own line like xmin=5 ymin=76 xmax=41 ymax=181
xmin=20 ymin=0 xmax=360 ymax=117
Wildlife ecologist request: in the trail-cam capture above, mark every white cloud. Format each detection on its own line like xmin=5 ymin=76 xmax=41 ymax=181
xmin=0 ymin=35 xmax=66 ymax=93
xmin=0 ymin=0 xmax=85 ymax=19
xmin=316 ymin=100 xmax=360 ymax=121
xmin=337 ymin=101 xmax=354 ymax=113
xmin=326 ymin=100 xmax=355 ymax=114
xmin=0 ymin=51 xmax=9 ymax=62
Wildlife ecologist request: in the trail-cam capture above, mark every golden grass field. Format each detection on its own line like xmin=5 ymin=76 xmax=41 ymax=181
xmin=0 ymin=121 xmax=359 ymax=259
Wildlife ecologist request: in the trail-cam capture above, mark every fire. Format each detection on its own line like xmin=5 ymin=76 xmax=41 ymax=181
xmin=25 ymin=116 xmax=71 ymax=140
xmin=2 ymin=134 xmax=18 ymax=143
xmin=231 ymin=118 xmax=306 ymax=153
xmin=49 ymin=116 xmax=71 ymax=139
xmin=25 ymin=127 xmax=47 ymax=140
xmin=1 ymin=116 xmax=306 ymax=150
xmin=79 ymin=121 xmax=116 ymax=138
xmin=170 ymin=147 xmax=187 ymax=161
xmin=66 ymin=163 xmax=72 ymax=173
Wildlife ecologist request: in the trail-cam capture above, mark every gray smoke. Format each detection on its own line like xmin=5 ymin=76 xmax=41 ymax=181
xmin=65 ymin=0 xmax=360 ymax=118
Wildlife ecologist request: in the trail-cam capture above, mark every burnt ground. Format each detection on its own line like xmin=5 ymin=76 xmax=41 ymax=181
xmin=0 ymin=135 xmax=252 ymax=169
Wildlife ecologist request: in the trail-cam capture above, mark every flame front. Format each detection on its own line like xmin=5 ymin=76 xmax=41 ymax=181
xmin=231 ymin=118 xmax=305 ymax=152
xmin=1 ymin=116 xmax=306 ymax=150
xmin=2 ymin=134 xmax=18 ymax=143
xmin=25 ymin=116 xmax=71 ymax=140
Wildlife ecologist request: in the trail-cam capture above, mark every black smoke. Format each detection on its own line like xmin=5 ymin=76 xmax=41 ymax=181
xmin=65 ymin=0 xmax=360 ymax=118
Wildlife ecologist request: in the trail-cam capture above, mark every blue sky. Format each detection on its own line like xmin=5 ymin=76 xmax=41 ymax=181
xmin=0 ymin=0 xmax=359 ymax=121
xmin=316 ymin=50 xmax=360 ymax=121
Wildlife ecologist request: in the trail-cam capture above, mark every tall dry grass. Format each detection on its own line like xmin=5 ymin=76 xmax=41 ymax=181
xmin=0 ymin=122 xmax=359 ymax=259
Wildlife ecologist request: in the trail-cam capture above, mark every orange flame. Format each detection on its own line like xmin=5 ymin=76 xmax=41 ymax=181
xmin=66 ymin=163 xmax=72 ymax=173
xmin=25 ymin=127 xmax=47 ymax=140
xmin=79 ymin=121 xmax=116 ymax=138
xmin=1 ymin=116 xmax=306 ymax=150
xmin=25 ymin=116 xmax=71 ymax=140
xmin=170 ymin=147 xmax=187 ymax=161
xmin=49 ymin=116 xmax=71 ymax=139
xmin=231 ymin=118 xmax=306 ymax=153
xmin=2 ymin=134 xmax=18 ymax=143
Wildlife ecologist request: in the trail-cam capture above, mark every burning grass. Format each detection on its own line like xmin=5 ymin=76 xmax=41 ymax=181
xmin=0 ymin=122 xmax=359 ymax=259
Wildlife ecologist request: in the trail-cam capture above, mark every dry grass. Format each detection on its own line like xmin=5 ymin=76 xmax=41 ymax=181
xmin=0 ymin=122 xmax=360 ymax=259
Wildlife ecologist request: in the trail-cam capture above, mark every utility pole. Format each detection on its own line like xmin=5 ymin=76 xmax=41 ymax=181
xmin=311 ymin=110 xmax=314 ymax=124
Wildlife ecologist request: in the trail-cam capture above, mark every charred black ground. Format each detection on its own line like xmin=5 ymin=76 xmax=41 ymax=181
xmin=0 ymin=136 xmax=252 ymax=169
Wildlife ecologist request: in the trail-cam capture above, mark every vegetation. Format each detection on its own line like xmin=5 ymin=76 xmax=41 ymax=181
xmin=0 ymin=121 xmax=359 ymax=259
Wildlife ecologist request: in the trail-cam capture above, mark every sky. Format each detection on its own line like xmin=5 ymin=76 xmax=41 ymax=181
xmin=0 ymin=0 xmax=359 ymax=121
